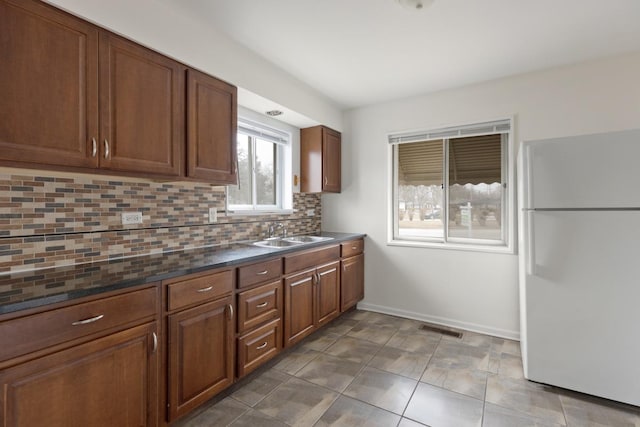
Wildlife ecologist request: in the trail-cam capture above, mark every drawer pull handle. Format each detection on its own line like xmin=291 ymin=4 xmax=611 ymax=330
xmin=256 ymin=270 xmax=269 ymax=275
xmin=197 ymin=286 xmax=214 ymax=293
xmin=72 ymin=314 xmax=104 ymax=326
xmin=256 ymin=301 xmax=268 ymax=308
xmin=227 ymin=304 xmax=234 ymax=320
xmin=104 ymin=139 xmax=110 ymax=158
xmin=256 ymin=342 xmax=268 ymax=350
xmin=352 ymin=246 xmax=357 ymax=250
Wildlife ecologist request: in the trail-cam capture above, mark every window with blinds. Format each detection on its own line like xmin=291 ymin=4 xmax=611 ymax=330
xmin=389 ymin=119 xmax=513 ymax=250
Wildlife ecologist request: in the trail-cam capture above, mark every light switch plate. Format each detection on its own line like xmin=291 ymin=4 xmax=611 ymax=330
xmin=209 ymin=208 xmax=217 ymax=223
xmin=121 ymin=212 xmax=143 ymax=225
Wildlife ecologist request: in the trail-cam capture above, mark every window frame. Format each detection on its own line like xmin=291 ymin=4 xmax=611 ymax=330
xmin=227 ymin=118 xmax=292 ymax=215
xmin=387 ymin=118 xmax=515 ymax=254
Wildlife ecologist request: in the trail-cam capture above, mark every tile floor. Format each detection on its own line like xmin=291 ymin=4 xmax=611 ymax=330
xmin=175 ymin=310 xmax=640 ymax=427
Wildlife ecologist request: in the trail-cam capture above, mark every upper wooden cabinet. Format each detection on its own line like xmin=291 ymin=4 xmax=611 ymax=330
xmin=0 ymin=0 xmax=99 ymax=169
xmin=0 ymin=0 xmax=239 ymax=184
xmin=300 ymin=125 xmax=341 ymax=193
xmin=187 ymin=69 xmax=237 ymax=183
xmin=99 ymin=33 xmax=184 ymax=177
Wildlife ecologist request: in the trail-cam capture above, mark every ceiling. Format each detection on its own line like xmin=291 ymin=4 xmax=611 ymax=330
xmin=179 ymin=0 xmax=640 ymax=110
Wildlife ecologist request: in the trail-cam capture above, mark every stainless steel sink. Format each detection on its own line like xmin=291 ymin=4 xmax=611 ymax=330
xmin=284 ymin=235 xmax=334 ymax=243
xmin=251 ymin=235 xmax=334 ymax=249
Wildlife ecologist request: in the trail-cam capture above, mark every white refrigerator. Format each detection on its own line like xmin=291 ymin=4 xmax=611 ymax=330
xmin=518 ymin=128 xmax=640 ymax=407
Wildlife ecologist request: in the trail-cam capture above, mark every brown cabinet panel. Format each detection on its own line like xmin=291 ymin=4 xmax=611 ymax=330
xmin=168 ymin=296 xmax=234 ymax=421
xmin=300 ymin=125 xmax=341 ymax=193
xmin=284 ymin=269 xmax=315 ymax=347
xmin=0 ymin=322 xmax=158 ymax=427
xmin=166 ymin=269 xmax=233 ymax=312
xmin=316 ymin=261 xmax=340 ymax=327
xmin=237 ymin=280 xmax=282 ymax=335
xmin=187 ymin=69 xmax=237 ymax=183
xmin=283 ymin=244 xmax=340 ymax=274
xmin=0 ymin=0 xmax=99 ymax=168
xmin=237 ymin=257 xmax=282 ymax=289
xmin=0 ymin=286 xmax=157 ymax=363
xmin=341 ymin=239 xmax=364 ymax=258
xmin=237 ymin=319 xmax=282 ymax=378
xmin=99 ymin=33 xmax=184 ymax=176
xmin=341 ymin=253 xmax=365 ymax=312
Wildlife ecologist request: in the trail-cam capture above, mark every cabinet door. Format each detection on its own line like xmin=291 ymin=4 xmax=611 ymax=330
xmin=99 ymin=33 xmax=183 ymax=176
xmin=341 ymin=253 xmax=364 ymax=312
xmin=322 ymin=127 xmax=341 ymax=193
xmin=168 ymin=297 xmax=234 ymax=421
xmin=316 ymin=261 xmax=340 ymax=327
xmin=0 ymin=0 xmax=99 ymax=169
xmin=187 ymin=69 xmax=237 ymax=183
xmin=283 ymin=269 xmax=315 ymax=347
xmin=0 ymin=322 xmax=158 ymax=427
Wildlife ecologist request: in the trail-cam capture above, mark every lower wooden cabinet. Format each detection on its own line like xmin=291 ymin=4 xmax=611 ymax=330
xmin=167 ymin=296 xmax=234 ymax=421
xmin=284 ymin=260 xmax=340 ymax=347
xmin=0 ymin=322 xmax=158 ymax=427
xmin=237 ymin=318 xmax=282 ymax=378
xmin=341 ymin=253 xmax=364 ymax=312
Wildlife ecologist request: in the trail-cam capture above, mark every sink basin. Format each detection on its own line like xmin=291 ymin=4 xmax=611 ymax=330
xmin=251 ymin=235 xmax=334 ymax=249
xmin=252 ymin=238 xmax=302 ymax=248
xmin=284 ymin=236 xmax=334 ymax=243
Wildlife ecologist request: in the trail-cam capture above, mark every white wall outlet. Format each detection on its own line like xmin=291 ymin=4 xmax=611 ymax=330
xmin=209 ymin=207 xmax=217 ymax=223
xmin=121 ymin=211 xmax=143 ymax=225
xmin=307 ymin=209 xmax=315 ymax=216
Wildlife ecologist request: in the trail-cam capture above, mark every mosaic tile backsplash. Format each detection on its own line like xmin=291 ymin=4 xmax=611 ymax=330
xmin=0 ymin=171 xmax=321 ymax=273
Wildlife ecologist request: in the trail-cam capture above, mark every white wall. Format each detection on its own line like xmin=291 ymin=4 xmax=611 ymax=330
xmin=323 ymin=52 xmax=640 ymax=339
xmin=45 ymin=0 xmax=343 ymax=131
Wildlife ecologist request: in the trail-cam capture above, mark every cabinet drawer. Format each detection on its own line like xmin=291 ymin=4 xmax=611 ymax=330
xmin=0 ymin=286 xmax=157 ymax=362
xmin=341 ymin=239 xmax=364 ymax=257
xmin=237 ymin=280 xmax=282 ymax=334
xmin=237 ymin=319 xmax=282 ymax=378
xmin=237 ymin=258 xmax=282 ymax=289
xmin=284 ymin=245 xmax=340 ymax=274
xmin=167 ymin=269 xmax=233 ymax=311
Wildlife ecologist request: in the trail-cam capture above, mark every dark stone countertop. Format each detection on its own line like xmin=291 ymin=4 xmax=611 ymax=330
xmin=0 ymin=232 xmax=365 ymax=316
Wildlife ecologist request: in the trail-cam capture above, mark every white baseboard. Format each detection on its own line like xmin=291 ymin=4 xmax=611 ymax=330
xmin=357 ymin=302 xmax=520 ymax=341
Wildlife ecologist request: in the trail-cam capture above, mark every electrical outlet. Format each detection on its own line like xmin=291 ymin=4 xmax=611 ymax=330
xmin=307 ymin=209 xmax=315 ymax=216
xmin=209 ymin=208 xmax=217 ymax=223
xmin=121 ymin=212 xmax=143 ymax=225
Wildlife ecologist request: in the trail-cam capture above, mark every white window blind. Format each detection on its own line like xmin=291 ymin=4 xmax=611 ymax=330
xmin=389 ymin=119 xmax=511 ymax=145
xmin=238 ymin=118 xmax=289 ymax=145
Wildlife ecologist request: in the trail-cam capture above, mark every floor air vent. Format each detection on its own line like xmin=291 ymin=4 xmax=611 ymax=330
xmin=419 ymin=324 xmax=463 ymax=338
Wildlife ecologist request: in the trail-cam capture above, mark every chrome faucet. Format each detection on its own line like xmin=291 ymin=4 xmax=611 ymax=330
xmin=267 ymin=222 xmax=287 ymax=239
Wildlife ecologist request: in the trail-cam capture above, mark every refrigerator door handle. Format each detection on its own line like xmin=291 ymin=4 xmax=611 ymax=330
xmin=526 ymin=210 xmax=536 ymax=276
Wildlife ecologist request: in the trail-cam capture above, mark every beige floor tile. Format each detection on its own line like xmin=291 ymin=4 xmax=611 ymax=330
xmin=368 ymin=346 xmax=431 ymax=380
xmin=398 ymin=418 xmax=428 ymax=427
xmin=421 ymin=365 xmax=488 ymax=400
xmin=385 ymin=329 xmax=441 ymax=354
xmin=231 ymin=369 xmax=291 ymax=407
xmin=428 ymin=339 xmax=491 ymax=372
xmin=325 ymin=336 xmax=382 ymax=364
xmin=482 ymin=402 xmax=564 ymax=427
xmin=178 ymin=396 xmax=250 ymax=427
xmin=495 ymin=352 xmax=524 ymax=379
xmin=229 ymin=408 xmax=289 ymax=427
xmin=315 ymin=395 xmax=401 ymax=427
xmin=485 ymin=375 xmax=566 ymax=425
xmin=346 ymin=323 xmax=397 ymax=345
xmin=404 ymin=382 xmax=484 ymax=427
xmin=295 ymin=353 xmax=364 ymax=393
xmin=254 ymin=377 xmax=338 ymax=427
xmin=559 ymin=392 xmax=640 ymax=427
xmin=323 ymin=317 xmax=360 ymax=335
xmin=300 ymin=331 xmax=342 ymax=352
xmin=272 ymin=348 xmax=321 ymax=375
xmin=343 ymin=366 xmax=417 ymax=415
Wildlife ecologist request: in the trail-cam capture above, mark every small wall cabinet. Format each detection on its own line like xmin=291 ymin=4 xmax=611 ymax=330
xmin=300 ymin=125 xmax=341 ymax=193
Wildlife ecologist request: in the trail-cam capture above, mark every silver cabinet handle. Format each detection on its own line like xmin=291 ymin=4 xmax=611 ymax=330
xmin=197 ymin=286 xmax=213 ymax=293
xmin=91 ymin=138 xmax=97 ymax=157
xmin=227 ymin=304 xmax=234 ymax=320
xmin=352 ymin=246 xmax=357 ymax=250
xmin=152 ymin=332 xmax=158 ymax=353
xmin=256 ymin=342 xmax=268 ymax=350
xmin=104 ymin=139 xmax=109 ymax=158
xmin=324 ymin=176 xmax=328 ymax=186
xmin=256 ymin=270 xmax=268 ymax=276
xmin=256 ymin=301 xmax=268 ymax=308
xmin=71 ymin=314 xmax=104 ymax=326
